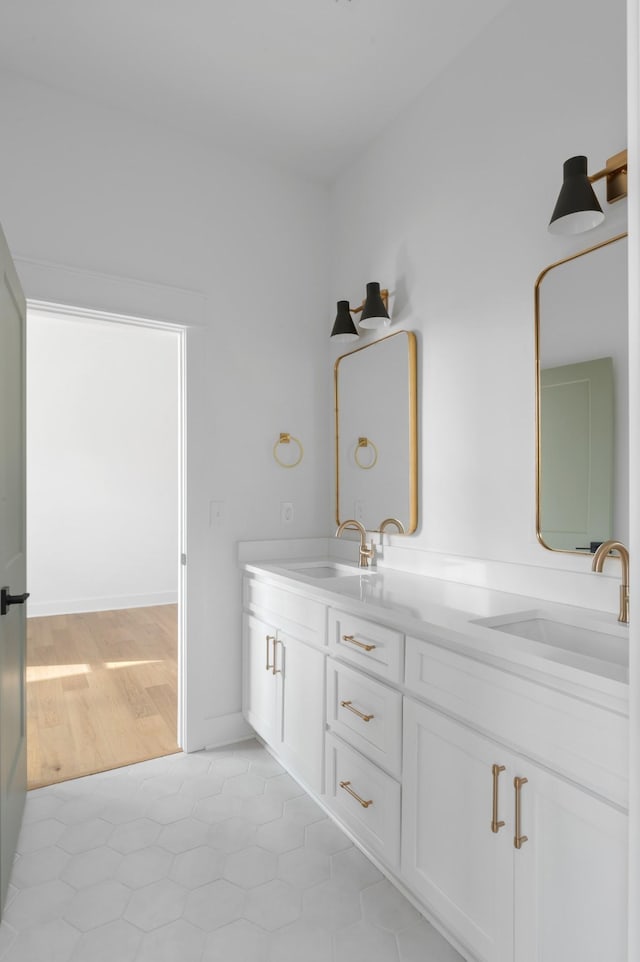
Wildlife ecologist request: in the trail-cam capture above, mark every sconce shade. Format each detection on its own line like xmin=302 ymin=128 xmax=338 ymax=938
xmin=548 ymin=156 xmax=605 ymax=235
xmin=359 ymin=281 xmax=390 ymax=329
xmin=331 ymin=300 xmax=359 ymax=342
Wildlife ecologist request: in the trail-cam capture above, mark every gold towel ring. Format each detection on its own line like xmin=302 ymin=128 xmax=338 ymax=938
xmin=354 ymin=437 xmax=378 ymax=470
xmin=273 ymin=432 xmax=304 ymax=468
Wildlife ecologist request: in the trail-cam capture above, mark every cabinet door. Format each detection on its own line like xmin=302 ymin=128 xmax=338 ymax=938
xmin=243 ymin=612 xmax=280 ymax=746
xmin=279 ymin=631 xmax=325 ymax=794
xmin=513 ymin=761 xmax=627 ymax=962
xmin=402 ymin=699 xmax=514 ymax=962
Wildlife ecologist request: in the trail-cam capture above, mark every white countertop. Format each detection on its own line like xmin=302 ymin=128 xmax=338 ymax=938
xmin=243 ymin=558 xmax=629 ymax=713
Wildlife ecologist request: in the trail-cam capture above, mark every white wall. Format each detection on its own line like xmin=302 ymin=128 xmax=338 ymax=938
xmin=0 ymin=0 xmax=629 ymax=747
xmin=329 ymin=0 xmax=628 ymax=608
xmin=0 ymin=69 xmax=332 ymax=749
xmin=27 ymin=309 xmax=179 ymax=616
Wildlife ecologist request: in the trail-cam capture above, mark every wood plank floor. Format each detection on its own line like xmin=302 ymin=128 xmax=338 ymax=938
xmin=26 ymin=604 xmax=179 ymax=790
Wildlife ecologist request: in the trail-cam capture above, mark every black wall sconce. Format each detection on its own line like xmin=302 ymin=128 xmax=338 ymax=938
xmin=548 ymin=149 xmax=627 ymax=235
xmin=330 ymin=282 xmax=390 ymax=341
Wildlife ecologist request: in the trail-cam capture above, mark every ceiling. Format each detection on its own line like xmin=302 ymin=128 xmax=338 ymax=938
xmin=0 ymin=0 xmax=513 ymax=181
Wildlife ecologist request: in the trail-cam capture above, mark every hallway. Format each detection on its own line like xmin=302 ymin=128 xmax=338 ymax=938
xmin=27 ymin=605 xmax=179 ymax=789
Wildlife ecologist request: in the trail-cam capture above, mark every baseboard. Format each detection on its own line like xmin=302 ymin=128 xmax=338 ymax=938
xmin=27 ymin=591 xmax=178 ymax=618
xmin=182 ymin=711 xmax=252 ymax=754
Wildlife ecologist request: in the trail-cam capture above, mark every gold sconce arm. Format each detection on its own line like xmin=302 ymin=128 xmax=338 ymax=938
xmin=588 ymin=149 xmax=628 ymax=204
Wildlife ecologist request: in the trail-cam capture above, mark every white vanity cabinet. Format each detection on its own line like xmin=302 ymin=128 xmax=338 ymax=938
xmin=242 ymin=577 xmax=327 ymax=794
xmin=402 ymin=698 xmax=627 ymax=962
xmin=241 ymin=564 xmax=629 ymax=962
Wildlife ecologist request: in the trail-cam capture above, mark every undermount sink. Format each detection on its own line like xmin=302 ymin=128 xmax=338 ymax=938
xmin=474 ymin=609 xmax=628 ymax=669
xmin=284 ymin=561 xmax=363 ymax=579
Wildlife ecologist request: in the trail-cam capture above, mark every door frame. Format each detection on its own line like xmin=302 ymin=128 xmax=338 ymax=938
xmin=26 ymin=298 xmax=189 ymax=750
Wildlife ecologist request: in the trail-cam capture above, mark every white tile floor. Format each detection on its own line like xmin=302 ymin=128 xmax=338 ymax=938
xmin=0 ymin=740 xmax=464 ymax=961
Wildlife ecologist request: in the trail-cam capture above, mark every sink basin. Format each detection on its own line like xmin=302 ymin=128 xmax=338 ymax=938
xmin=284 ymin=561 xmax=363 ymax=579
xmin=474 ymin=609 xmax=628 ymax=669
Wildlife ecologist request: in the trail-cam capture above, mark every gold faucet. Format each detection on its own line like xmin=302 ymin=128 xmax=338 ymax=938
xmin=591 ymin=540 xmax=630 ymax=624
xmin=336 ymin=519 xmax=375 ymax=568
xmin=379 ymin=518 xmax=405 ymax=535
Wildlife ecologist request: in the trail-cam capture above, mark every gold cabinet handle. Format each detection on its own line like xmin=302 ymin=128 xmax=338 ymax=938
xmin=342 ymin=634 xmax=376 ymax=652
xmin=514 ymin=777 xmax=528 ymax=849
xmin=340 ymin=700 xmax=374 ymax=723
xmin=265 ymin=635 xmax=276 ymax=672
xmin=491 ymin=764 xmax=506 ymax=833
xmin=339 ymin=780 xmax=373 ymax=808
xmin=272 ymin=637 xmax=282 ymax=675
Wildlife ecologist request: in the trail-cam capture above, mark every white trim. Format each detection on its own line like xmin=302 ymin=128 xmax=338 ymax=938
xmin=627 ymin=0 xmax=639 ymax=957
xmin=196 ymin=712 xmax=253 ymax=751
xmin=14 ymin=256 xmax=205 ymax=328
xmin=27 ymin=593 xmax=178 ymax=618
xmin=21 ymin=259 xmax=207 ymax=755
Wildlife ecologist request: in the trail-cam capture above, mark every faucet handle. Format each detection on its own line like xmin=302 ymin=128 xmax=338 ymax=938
xmin=360 ymin=541 xmax=376 ymax=567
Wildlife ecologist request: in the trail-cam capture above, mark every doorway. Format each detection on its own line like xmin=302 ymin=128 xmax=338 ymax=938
xmin=25 ymin=303 xmax=185 ymax=788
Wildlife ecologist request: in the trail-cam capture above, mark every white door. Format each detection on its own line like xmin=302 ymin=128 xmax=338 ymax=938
xmin=401 ymin=699 xmax=514 ymax=962
xmin=540 ymin=357 xmax=614 ymax=550
xmin=242 ymin=612 xmax=279 ymax=745
xmin=278 ymin=632 xmax=325 ymax=794
xmin=513 ymin=759 xmax=627 ymax=962
xmin=0 ymin=223 xmax=27 ymax=914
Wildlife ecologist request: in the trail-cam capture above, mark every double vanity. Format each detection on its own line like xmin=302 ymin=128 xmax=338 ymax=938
xmin=241 ymin=554 xmax=628 ymax=962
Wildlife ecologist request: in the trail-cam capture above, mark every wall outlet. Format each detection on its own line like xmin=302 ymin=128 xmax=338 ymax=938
xmin=281 ymin=501 xmax=294 ymax=524
xmin=209 ymin=500 xmax=224 ymax=527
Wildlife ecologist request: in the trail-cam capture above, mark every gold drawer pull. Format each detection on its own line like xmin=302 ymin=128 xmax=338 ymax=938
xmin=339 ymin=780 xmax=373 ymax=808
xmin=265 ymin=635 xmax=276 ymax=672
xmin=342 ymin=634 xmax=376 ymax=652
xmin=514 ymin=776 xmax=528 ymax=849
xmin=340 ymin=700 xmax=374 ymax=722
xmin=491 ymin=764 xmax=506 ymax=833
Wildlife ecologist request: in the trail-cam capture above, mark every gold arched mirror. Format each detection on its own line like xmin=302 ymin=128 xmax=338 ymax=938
xmin=535 ymin=232 xmax=628 ymax=554
xmin=335 ymin=331 xmax=418 ymax=534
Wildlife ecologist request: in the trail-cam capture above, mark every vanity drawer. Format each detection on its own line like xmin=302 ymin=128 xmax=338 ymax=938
xmin=325 ymin=732 xmax=401 ymax=868
xmin=244 ymin=576 xmax=326 ymax=647
xmin=404 ymin=635 xmax=629 ymax=807
xmin=327 ymin=660 xmax=402 ymax=777
xmin=328 ymin=609 xmax=404 ymax=682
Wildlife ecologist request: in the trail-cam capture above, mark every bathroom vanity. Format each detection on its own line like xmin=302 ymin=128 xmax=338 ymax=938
xmin=241 ymin=557 xmax=628 ymax=962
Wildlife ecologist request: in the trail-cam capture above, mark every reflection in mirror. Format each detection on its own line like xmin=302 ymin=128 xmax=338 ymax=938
xmin=335 ymin=331 xmax=418 ymax=533
xmin=535 ymin=233 xmax=628 ymax=553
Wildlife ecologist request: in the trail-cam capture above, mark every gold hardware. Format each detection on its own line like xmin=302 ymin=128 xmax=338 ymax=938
xmin=273 ymin=432 xmax=304 ymax=468
xmin=335 ymin=331 xmax=418 ymax=535
xmin=340 ymin=700 xmax=374 ymax=722
xmin=271 ymin=637 xmax=282 ymax=675
xmin=335 ymin=519 xmax=375 ymax=567
xmin=354 ymin=437 xmax=379 ymax=470
xmin=591 ymin=540 xmax=630 ymax=624
xmin=265 ymin=634 xmax=276 ymax=672
xmin=514 ymin=777 xmax=528 ymax=849
xmin=588 ymin=148 xmax=628 ymax=204
xmin=342 ymin=634 xmax=376 ymax=652
xmin=339 ymin=780 xmax=373 ymax=808
xmin=491 ymin=764 xmax=506 ymax=834
xmin=379 ymin=518 xmax=405 ymax=535
xmin=534 ymin=232 xmax=627 ymax=556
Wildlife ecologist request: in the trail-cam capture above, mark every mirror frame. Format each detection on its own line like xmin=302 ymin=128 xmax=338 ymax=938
xmin=334 ymin=330 xmax=418 ymax=533
xmin=534 ymin=230 xmax=627 ymax=554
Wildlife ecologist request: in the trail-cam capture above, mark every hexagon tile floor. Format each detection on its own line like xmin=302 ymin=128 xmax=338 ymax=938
xmin=0 ymin=739 xmax=464 ymax=962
